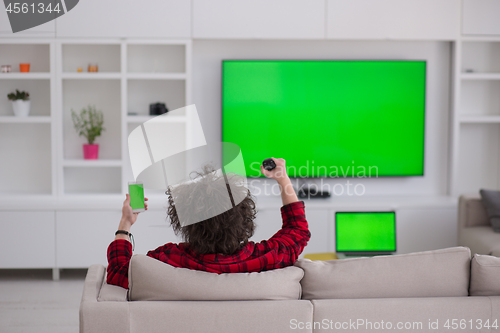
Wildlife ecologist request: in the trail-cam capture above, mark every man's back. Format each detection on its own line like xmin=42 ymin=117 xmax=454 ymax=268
xmin=106 ymin=158 xmax=310 ymax=289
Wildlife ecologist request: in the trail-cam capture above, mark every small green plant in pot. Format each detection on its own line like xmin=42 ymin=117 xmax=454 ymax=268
xmin=7 ymin=90 xmax=30 ymax=117
xmin=71 ymin=105 xmax=105 ymax=160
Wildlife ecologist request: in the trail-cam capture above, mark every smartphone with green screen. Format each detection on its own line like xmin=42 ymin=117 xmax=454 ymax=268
xmin=128 ymin=181 xmax=145 ymax=213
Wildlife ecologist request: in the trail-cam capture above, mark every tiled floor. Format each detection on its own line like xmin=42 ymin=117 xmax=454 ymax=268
xmin=0 ymin=269 xmax=87 ymax=333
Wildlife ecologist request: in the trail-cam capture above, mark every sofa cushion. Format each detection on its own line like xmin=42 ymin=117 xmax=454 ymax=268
xmin=128 ymin=254 xmax=304 ymax=301
xmin=97 ymin=273 xmax=128 ymax=302
xmin=480 ymin=189 xmax=500 ymax=232
xmin=294 ymin=247 xmax=471 ymax=300
xmin=470 ymin=253 xmax=500 ymax=296
xmin=129 ymin=300 xmax=314 ymax=333
xmin=312 ymin=297 xmax=491 ymax=329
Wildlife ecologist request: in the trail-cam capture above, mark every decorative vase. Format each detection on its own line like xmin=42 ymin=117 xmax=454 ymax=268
xmin=12 ymin=100 xmax=30 ymax=117
xmin=83 ymin=144 xmax=99 ymax=160
xmin=19 ymin=63 xmax=30 ymax=72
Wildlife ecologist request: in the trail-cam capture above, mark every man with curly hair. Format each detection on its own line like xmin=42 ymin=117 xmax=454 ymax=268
xmin=106 ymin=157 xmax=310 ymax=289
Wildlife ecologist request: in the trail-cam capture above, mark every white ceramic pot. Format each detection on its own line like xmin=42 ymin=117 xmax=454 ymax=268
xmin=12 ymin=100 xmax=30 ymax=117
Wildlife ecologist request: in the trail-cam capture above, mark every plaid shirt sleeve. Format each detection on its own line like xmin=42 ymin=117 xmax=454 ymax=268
xmin=106 ymin=239 xmax=133 ymax=289
xmin=252 ymin=200 xmax=311 ymax=268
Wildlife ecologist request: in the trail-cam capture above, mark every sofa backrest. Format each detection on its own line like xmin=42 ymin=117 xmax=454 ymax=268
xmin=295 ymin=247 xmax=471 ymax=300
xmin=128 ymin=254 xmax=305 ymax=301
xmin=459 ymin=195 xmax=489 ymax=230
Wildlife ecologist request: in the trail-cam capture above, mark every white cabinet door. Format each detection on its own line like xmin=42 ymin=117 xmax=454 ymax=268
xmin=56 ymin=210 xmax=121 ymax=268
xmin=0 ymin=211 xmax=55 ymax=268
xmin=193 ymin=0 xmax=325 ymax=39
xmin=56 ymin=0 xmax=191 ymax=38
xmin=127 ymin=210 xmax=182 ymax=255
xmin=327 ymin=0 xmax=459 ymax=40
xmin=463 ymin=0 xmax=500 ymax=35
xmin=251 ymin=207 xmax=328 ymax=256
xmin=56 ymin=210 xmax=183 ymax=268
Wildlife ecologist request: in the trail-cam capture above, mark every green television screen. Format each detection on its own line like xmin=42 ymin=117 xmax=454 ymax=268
xmin=336 ymin=212 xmax=396 ymax=254
xmin=222 ymin=60 xmax=426 ymax=177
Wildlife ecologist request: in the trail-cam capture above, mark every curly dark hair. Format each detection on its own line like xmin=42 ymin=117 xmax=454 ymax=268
xmin=166 ymin=164 xmax=257 ymax=255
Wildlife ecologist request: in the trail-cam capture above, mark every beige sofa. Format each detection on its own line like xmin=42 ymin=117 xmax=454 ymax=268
xmin=458 ymin=195 xmax=500 ymax=256
xmin=80 ymin=246 xmax=500 ymax=333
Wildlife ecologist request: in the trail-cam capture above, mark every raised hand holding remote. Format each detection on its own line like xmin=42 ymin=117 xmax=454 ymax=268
xmin=261 ymin=157 xmax=287 ymax=181
xmin=260 ymin=157 xmax=298 ymax=205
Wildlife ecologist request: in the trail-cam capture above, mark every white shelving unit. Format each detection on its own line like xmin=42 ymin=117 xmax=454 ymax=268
xmin=450 ymin=37 xmax=500 ymax=195
xmin=0 ymin=38 xmax=191 ymax=198
xmin=54 ymin=39 xmax=192 ymax=196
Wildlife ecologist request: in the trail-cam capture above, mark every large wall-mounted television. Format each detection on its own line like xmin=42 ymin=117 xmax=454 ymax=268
xmin=222 ymin=60 xmax=426 ymax=178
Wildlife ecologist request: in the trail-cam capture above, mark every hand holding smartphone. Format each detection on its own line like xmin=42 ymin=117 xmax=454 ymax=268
xmin=128 ymin=181 xmax=145 ymax=213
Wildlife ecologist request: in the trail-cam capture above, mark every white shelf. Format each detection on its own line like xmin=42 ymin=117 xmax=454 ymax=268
xmin=0 ymin=73 xmax=51 ymax=79
xmin=126 ymin=73 xmax=186 ymax=80
xmin=461 ymin=73 xmax=500 ymax=80
xmin=462 ymin=36 xmax=500 ymax=42
xmin=126 ymin=115 xmax=187 ymax=123
xmin=0 ymin=116 xmax=51 ymax=123
xmin=61 ymin=73 xmax=121 ymax=79
xmin=460 ymin=116 xmax=500 ymax=124
xmin=62 ymin=159 xmax=123 ymax=167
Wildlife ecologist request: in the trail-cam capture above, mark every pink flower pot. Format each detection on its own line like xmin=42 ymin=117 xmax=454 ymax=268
xmin=83 ymin=144 xmax=99 ymax=160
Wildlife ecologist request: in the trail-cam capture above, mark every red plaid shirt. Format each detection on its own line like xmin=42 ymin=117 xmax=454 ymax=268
xmin=107 ymin=200 xmax=310 ymax=289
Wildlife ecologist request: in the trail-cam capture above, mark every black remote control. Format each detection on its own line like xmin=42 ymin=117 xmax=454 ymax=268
xmin=262 ymin=158 xmax=276 ymax=171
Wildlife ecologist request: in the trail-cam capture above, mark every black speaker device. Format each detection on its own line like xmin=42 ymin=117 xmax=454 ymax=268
xmin=297 ymin=187 xmax=331 ymax=199
xmin=149 ymin=103 xmax=168 ymax=115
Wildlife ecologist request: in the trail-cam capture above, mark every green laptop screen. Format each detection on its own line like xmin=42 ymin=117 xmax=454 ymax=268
xmin=336 ymin=212 xmax=396 ymax=253
xmin=222 ymin=60 xmax=426 ymax=177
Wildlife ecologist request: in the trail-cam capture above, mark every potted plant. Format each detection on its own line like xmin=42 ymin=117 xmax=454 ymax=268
xmin=71 ymin=105 xmax=105 ymax=160
xmin=7 ymin=90 xmax=30 ymax=117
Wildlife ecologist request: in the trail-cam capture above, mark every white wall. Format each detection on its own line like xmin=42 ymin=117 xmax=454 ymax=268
xmin=191 ymin=0 xmax=459 ymax=40
xmin=462 ymin=0 xmax=500 ymax=35
xmin=192 ymin=40 xmax=451 ymax=197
